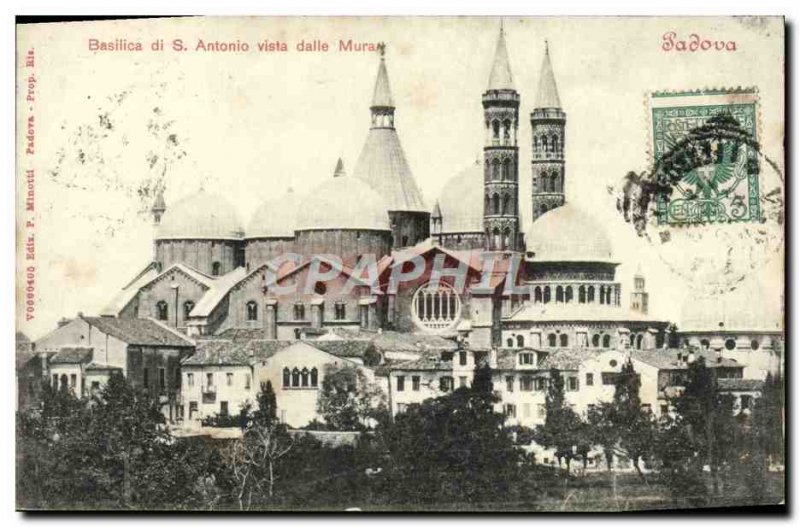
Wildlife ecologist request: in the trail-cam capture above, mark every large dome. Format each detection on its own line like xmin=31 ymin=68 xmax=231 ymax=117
xmin=296 ymin=168 xmax=391 ymax=232
xmin=525 ymin=203 xmax=614 ymax=263
xmin=246 ymin=189 xmax=298 ymax=239
xmin=438 ymin=161 xmax=484 ymax=234
xmin=156 ymin=189 xmax=243 ymax=240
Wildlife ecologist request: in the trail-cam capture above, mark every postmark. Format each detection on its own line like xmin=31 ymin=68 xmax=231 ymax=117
xmin=650 ymin=88 xmax=761 ymax=226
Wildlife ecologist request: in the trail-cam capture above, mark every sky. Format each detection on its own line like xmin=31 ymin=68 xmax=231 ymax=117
xmin=16 ymin=16 xmax=785 ymax=340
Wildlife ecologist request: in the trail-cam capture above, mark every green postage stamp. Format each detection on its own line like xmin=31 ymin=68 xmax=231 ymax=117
xmin=650 ymin=88 xmax=761 ymax=226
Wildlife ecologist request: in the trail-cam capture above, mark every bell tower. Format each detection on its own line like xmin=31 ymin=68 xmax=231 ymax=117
xmin=482 ymin=23 xmax=521 ymax=252
xmin=531 ymin=41 xmax=566 ymax=222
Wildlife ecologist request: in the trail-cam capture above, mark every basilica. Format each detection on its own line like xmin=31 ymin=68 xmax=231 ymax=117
xmin=26 ymin=25 xmax=780 ymax=433
xmin=101 ymin=26 xmax=668 ymax=352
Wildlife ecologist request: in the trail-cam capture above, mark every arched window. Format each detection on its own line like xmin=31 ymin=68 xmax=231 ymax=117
xmin=636 ymin=334 xmax=643 ymax=350
xmin=700 ymin=339 xmax=710 ymax=349
xmin=291 ymin=368 xmax=300 ymax=387
xmin=246 ymin=301 xmax=258 ymax=321
xmin=506 ymin=337 xmax=514 ymax=348
xmin=492 ymin=159 xmax=500 ymax=180
xmin=516 ymin=335 xmax=525 ymax=348
xmin=599 ymin=286 xmax=605 ymax=305
xmin=556 ymin=286 xmax=564 ymax=303
xmin=492 ymin=120 xmax=500 ymax=139
xmin=534 ymin=286 xmax=543 ymax=303
xmin=412 ymin=281 xmax=462 ymax=331
xmin=183 ymin=300 xmax=195 ymax=318
xmin=493 ymin=228 xmax=501 ymax=250
xmin=502 ymin=119 xmax=511 ymax=143
xmin=579 ymin=285 xmax=586 ymax=303
xmin=552 ymin=134 xmax=559 ymax=152
xmin=602 ymin=335 xmax=611 ymax=348
xmin=310 ymin=367 xmax=319 ymax=387
xmin=282 ymin=367 xmax=290 ymax=388
xmin=560 ymin=334 xmax=569 ymax=347
xmin=592 ymin=334 xmax=600 ymax=347
xmin=548 ymin=333 xmax=557 ymax=347
xmin=301 ymin=368 xmax=309 ymax=387
xmin=534 ymin=136 xmax=540 ymax=151
xmin=630 ymin=334 xmax=636 ymax=347
xmin=551 ymin=173 xmax=559 ymax=193
xmin=502 ymin=228 xmax=511 ymax=250
xmin=502 ymin=158 xmax=511 ymax=180
xmin=565 ymin=286 xmax=573 ymax=303
xmin=492 ymin=193 xmax=500 ymax=214
xmin=485 ymin=194 xmax=490 ymax=212
xmin=542 ymin=135 xmax=549 ymax=152
xmin=156 ymin=301 xmax=168 ymax=321
xmin=502 ymin=194 xmax=510 ymax=215
xmin=212 ymin=261 xmax=221 ymax=276
xmin=543 ymin=286 xmax=551 ymax=304
xmin=588 ymin=286 xmax=595 ymax=303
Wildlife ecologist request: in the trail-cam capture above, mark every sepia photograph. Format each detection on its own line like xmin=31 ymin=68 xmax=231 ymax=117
xmin=14 ymin=14 xmax=785 ymax=512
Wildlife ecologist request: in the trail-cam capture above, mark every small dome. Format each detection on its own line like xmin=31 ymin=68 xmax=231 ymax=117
xmin=156 ymin=189 xmax=243 ymax=240
xmin=296 ymin=163 xmax=391 ymax=232
xmin=525 ymin=203 xmax=614 ymax=263
xmin=438 ymin=162 xmax=484 ymax=234
xmin=246 ymin=189 xmax=298 ymax=239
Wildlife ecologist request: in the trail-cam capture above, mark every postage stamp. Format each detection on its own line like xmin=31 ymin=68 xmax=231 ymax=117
xmin=650 ymin=89 xmax=761 ymax=226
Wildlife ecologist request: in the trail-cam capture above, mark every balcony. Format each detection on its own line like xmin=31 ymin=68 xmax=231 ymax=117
xmin=202 ymin=385 xmax=216 ymax=404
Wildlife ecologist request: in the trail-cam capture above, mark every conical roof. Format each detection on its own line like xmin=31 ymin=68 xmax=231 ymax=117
xmin=487 ymin=23 xmax=515 ymax=91
xmin=371 ymin=54 xmax=394 ymax=108
xmin=535 ymin=42 xmax=561 ymax=108
xmin=354 ymin=53 xmax=426 ymax=213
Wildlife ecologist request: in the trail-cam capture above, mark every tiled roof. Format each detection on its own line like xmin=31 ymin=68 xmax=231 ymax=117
xmin=631 ymin=348 xmax=741 ymax=371
xmin=391 ymin=354 xmax=454 ymax=372
xmin=101 ymin=263 xmax=159 ymax=316
xmin=82 ymin=317 xmax=194 ymax=347
xmin=85 ymin=362 xmax=122 ymax=371
xmin=508 ymin=301 xmax=666 ymax=324
xmin=717 ymin=378 xmax=765 ymax=392
xmin=184 ymin=338 xmax=381 ymax=367
xmin=189 ymin=267 xmax=248 ymax=318
xmin=50 ymin=347 xmax=93 ymax=364
xmin=538 ymin=348 xmax=602 ymax=370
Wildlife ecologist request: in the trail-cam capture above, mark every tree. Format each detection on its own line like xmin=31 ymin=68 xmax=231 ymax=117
xmin=672 ymin=357 xmax=737 ymax=496
xmin=586 ymin=360 xmax=655 ymax=481
xmin=227 ymin=381 xmax=294 ymax=510
xmin=316 ymin=364 xmax=386 ymax=431
xmin=381 ymin=363 xmax=523 ymax=504
xmin=535 ymin=368 xmax=582 ymax=472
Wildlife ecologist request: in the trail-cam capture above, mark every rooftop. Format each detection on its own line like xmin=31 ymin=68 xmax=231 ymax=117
xmin=50 ymin=347 xmax=93 ymax=365
xmin=82 ymin=317 xmax=194 ymax=348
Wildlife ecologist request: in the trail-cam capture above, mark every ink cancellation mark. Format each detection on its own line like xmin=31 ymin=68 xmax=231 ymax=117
xmin=649 ymin=88 xmax=761 ymax=227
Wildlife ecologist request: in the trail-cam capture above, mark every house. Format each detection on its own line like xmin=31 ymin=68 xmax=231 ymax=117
xmin=180 ymin=339 xmax=383 ymax=429
xmin=33 ymin=315 xmax=195 ymax=420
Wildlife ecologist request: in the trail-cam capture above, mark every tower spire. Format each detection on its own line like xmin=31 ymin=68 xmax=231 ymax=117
xmin=333 ymin=157 xmax=346 ymax=178
xmin=371 ymin=43 xmax=394 ymax=109
xmin=535 ymin=40 xmax=561 ymax=108
xmin=487 ymin=21 xmax=514 ymax=91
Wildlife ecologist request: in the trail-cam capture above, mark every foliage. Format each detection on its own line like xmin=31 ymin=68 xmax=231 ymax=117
xmin=226 ymin=381 xmax=294 ymax=510
xmin=535 ymin=368 xmax=583 ymax=471
xmin=17 ymin=375 xmax=228 ymax=510
xmin=380 ymin=363 xmax=525 ymax=505
xmin=316 ymin=364 xmax=387 ymax=431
